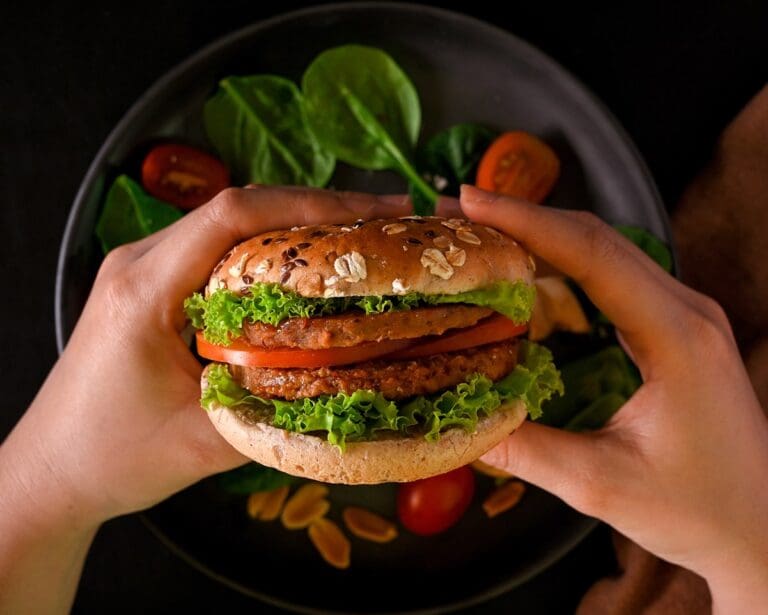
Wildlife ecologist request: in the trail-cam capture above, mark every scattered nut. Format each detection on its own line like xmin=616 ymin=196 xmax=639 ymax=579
xmin=456 ymin=229 xmax=481 ymax=245
xmin=482 ymin=481 xmax=526 ymax=518
xmin=324 ymin=275 xmax=339 ymax=287
xmin=308 ymin=518 xmax=351 ymax=570
xmin=281 ymin=484 xmax=331 ymax=530
xmin=246 ymin=492 xmax=269 ymax=519
xmin=342 ymin=507 xmax=398 ymax=543
xmin=334 ymin=252 xmax=367 ymax=283
xmin=382 ymin=223 xmax=407 ymax=235
xmin=392 ymin=278 xmax=409 ymax=294
xmin=433 ymin=235 xmax=452 ymax=249
xmin=248 ymin=485 xmax=290 ymax=521
xmin=420 ymin=248 xmax=454 ymax=280
xmin=445 ymin=245 xmax=466 ymax=267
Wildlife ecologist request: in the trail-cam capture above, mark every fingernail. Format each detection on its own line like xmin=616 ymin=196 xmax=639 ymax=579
xmin=460 ymin=184 xmax=497 ymax=205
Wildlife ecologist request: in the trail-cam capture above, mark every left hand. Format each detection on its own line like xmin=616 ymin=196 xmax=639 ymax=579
xmin=1 ymin=186 xmax=409 ymax=525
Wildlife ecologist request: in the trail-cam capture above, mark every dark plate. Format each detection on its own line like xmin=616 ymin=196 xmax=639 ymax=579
xmin=55 ymin=3 xmax=668 ymax=614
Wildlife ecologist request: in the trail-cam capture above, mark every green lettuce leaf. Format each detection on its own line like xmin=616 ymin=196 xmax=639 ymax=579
xmin=201 ymin=341 xmax=562 ymax=450
xmin=186 ymin=280 xmax=535 ymax=345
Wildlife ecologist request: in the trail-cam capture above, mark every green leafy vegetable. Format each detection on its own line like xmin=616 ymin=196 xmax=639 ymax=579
xmin=185 ymin=281 xmax=536 ymax=345
xmin=217 ymin=463 xmax=295 ymax=494
xmin=416 ymin=123 xmax=498 ymax=196
xmin=204 ymin=75 xmax=335 ymax=187
xmin=201 ymin=341 xmax=562 ymax=450
xmin=615 ymin=225 xmax=673 ymax=273
xmin=95 ymin=175 xmax=183 ymax=253
xmin=540 ymin=346 xmax=640 ymax=430
xmin=302 ymin=45 xmax=438 ymax=211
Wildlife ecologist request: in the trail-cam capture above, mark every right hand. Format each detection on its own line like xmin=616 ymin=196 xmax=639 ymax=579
xmin=459 ymin=185 xmax=768 ymax=611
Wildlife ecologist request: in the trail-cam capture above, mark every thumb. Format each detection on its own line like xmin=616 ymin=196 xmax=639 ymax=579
xmin=481 ymin=421 xmax=608 ymax=516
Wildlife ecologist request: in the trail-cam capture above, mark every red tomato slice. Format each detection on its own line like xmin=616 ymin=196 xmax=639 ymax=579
xmin=386 ymin=314 xmax=527 ymax=361
xmin=476 ymin=131 xmax=560 ymax=203
xmin=195 ymin=332 xmax=416 ymax=369
xmin=397 ymin=466 xmax=476 ymax=536
xmin=141 ymin=143 xmax=230 ymax=209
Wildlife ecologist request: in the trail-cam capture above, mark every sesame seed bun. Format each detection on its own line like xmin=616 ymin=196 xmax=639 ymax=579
xmin=207 ymin=216 xmax=535 ymax=298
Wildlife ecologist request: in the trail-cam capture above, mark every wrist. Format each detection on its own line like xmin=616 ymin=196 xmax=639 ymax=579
xmin=0 ymin=420 xmax=105 ymax=536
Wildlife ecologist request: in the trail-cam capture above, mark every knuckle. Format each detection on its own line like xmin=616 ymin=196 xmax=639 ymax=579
xmin=683 ymin=306 xmax=733 ymax=351
xmin=582 ymin=216 xmax=622 ymax=264
xmin=206 ymin=187 xmax=247 ymax=224
xmin=95 ymin=244 xmax=138 ymax=281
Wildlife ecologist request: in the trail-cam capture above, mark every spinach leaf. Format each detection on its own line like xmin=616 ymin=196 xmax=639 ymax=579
xmin=204 ymin=75 xmax=335 ymax=187
xmin=540 ymin=346 xmax=640 ymax=430
xmin=615 ymin=225 xmax=673 ymax=273
xmin=217 ymin=463 xmax=295 ymax=494
xmin=302 ymin=45 xmax=438 ymax=211
xmin=95 ymin=174 xmax=183 ymax=253
xmin=416 ymin=123 xmax=498 ymax=196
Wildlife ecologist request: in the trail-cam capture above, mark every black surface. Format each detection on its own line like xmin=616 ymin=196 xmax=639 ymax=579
xmin=3 ymin=1 xmax=767 ymax=613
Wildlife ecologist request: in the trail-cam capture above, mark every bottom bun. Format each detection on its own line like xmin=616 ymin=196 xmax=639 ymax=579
xmin=202 ymin=365 xmax=527 ymax=484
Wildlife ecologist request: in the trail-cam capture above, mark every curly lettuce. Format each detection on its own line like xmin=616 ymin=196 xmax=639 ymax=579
xmin=186 ymin=280 xmax=535 ymax=345
xmin=202 ymin=341 xmax=562 ymax=450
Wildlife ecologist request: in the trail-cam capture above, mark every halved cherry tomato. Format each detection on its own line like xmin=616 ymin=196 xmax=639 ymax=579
xmin=397 ymin=466 xmax=476 ymax=536
xmin=386 ymin=314 xmax=527 ymax=361
xmin=141 ymin=143 xmax=230 ymax=209
xmin=476 ymin=131 xmax=560 ymax=203
xmin=195 ymin=332 xmax=415 ymax=369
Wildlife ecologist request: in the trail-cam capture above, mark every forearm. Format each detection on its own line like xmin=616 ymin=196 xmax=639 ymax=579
xmin=0 ymin=423 xmax=100 ymax=614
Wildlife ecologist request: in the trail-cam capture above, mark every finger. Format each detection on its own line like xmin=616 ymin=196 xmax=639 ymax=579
xmin=435 ymin=195 xmax=463 ymax=218
xmin=480 ymin=421 xmax=614 ymax=518
xmin=139 ymin=186 xmax=411 ymax=306
xmin=460 ymin=185 xmax=687 ymax=357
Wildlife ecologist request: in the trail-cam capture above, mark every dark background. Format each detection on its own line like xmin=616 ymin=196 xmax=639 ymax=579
xmin=2 ymin=1 xmax=767 ymax=613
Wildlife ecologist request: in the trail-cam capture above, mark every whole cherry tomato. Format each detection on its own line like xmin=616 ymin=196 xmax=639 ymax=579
xmin=141 ymin=143 xmax=230 ymax=209
xmin=397 ymin=466 xmax=475 ymax=536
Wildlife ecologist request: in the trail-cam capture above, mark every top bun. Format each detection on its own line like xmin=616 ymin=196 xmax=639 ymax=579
xmin=208 ymin=216 xmax=534 ymax=298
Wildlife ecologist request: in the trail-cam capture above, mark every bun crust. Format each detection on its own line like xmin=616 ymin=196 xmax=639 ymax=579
xmin=208 ymin=216 xmax=534 ymax=298
xmin=202 ymin=365 xmax=527 ymax=484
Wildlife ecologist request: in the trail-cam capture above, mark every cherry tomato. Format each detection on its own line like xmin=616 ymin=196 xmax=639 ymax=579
xmin=476 ymin=131 xmax=560 ymax=203
xmin=141 ymin=143 xmax=230 ymax=209
xmin=397 ymin=466 xmax=476 ymax=536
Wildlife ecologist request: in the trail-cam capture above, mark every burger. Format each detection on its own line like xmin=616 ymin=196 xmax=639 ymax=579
xmin=184 ymin=215 xmax=562 ymax=484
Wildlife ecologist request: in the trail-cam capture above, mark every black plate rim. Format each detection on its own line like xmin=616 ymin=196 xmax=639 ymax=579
xmin=52 ymin=2 xmax=669 ymax=611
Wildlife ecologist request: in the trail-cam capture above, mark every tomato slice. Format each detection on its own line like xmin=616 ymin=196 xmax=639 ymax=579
xmin=385 ymin=314 xmax=527 ymax=361
xmin=141 ymin=143 xmax=230 ymax=209
xmin=397 ymin=466 xmax=476 ymax=536
xmin=195 ymin=332 xmax=416 ymax=368
xmin=475 ymin=131 xmax=560 ymax=203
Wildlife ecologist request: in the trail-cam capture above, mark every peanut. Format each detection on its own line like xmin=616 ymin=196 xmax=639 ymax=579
xmin=482 ymin=481 xmax=526 ymax=518
xmin=281 ymin=483 xmax=330 ymax=530
xmin=342 ymin=507 xmax=398 ymax=543
xmin=308 ymin=518 xmax=351 ymax=569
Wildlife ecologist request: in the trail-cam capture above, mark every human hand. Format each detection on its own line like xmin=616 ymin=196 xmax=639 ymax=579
xmin=0 ymin=186 xmax=409 ymax=527
xmin=460 ymin=185 xmax=768 ymax=611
